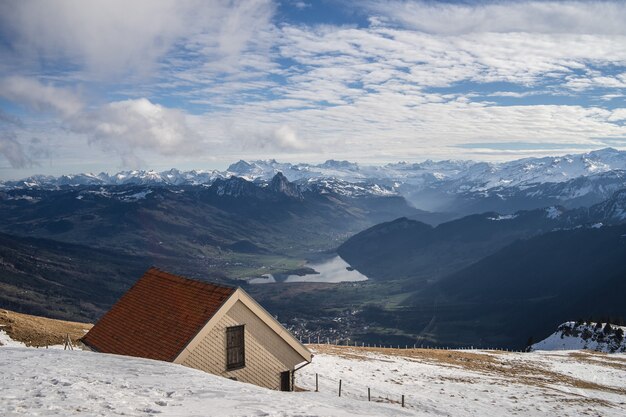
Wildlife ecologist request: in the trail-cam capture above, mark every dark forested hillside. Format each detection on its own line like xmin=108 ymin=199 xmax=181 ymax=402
xmin=0 ymin=232 xmax=148 ymax=321
xmin=403 ymin=224 xmax=626 ymax=348
xmin=337 ymin=208 xmax=574 ymax=283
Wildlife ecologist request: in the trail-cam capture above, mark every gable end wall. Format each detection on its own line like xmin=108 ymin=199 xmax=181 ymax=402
xmin=180 ymin=299 xmax=304 ymax=390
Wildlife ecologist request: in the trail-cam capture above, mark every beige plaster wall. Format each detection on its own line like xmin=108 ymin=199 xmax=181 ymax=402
xmin=180 ymin=300 xmax=305 ymax=390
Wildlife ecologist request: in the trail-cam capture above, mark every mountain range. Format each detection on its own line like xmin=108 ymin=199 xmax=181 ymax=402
xmin=4 ymin=148 xmax=626 ymax=217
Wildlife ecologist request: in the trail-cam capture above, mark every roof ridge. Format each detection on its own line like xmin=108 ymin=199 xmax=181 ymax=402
xmin=147 ymin=266 xmax=237 ymax=291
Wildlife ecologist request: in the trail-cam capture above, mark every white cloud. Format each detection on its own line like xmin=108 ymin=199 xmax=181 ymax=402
xmin=609 ymin=109 xmax=626 ymax=122
xmin=265 ymin=125 xmax=307 ymax=150
xmin=366 ymin=1 xmax=626 ymax=35
xmin=0 ymin=76 xmax=83 ymax=117
xmin=0 ymin=0 xmax=274 ymax=78
xmin=485 ymin=91 xmax=542 ymax=98
xmin=293 ymin=1 xmax=311 ymax=10
xmin=565 ymin=71 xmax=626 ymax=92
xmin=2 ymin=0 xmax=626 ymax=176
xmin=69 ymin=98 xmax=202 ymax=168
xmin=0 ymin=131 xmax=30 ymax=168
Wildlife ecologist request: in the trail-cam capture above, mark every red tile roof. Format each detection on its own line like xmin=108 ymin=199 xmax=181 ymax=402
xmin=82 ymin=267 xmax=236 ymax=362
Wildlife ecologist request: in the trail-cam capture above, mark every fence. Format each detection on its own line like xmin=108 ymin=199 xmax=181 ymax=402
xmin=305 ymin=372 xmax=409 ymax=409
xmin=297 ymin=339 xmax=528 ymax=410
xmin=298 ymin=336 xmax=528 ymax=353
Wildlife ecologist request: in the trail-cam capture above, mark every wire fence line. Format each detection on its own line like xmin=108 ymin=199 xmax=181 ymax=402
xmin=299 ymin=337 xmax=528 ymax=353
xmin=296 ymin=339 xmax=528 ymax=410
xmin=299 ymin=371 xmax=409 ymax=409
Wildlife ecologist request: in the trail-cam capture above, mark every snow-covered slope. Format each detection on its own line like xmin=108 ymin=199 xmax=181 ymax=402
xmin=301 ymin=345 xmax=626 ymax=417
xmin=531 ymin=322 xmax=626 ymax=353
xmin=2 ymin=338 xmax=625 ymax=416
xmin=0 ymin=347 xmax=412 ymax=417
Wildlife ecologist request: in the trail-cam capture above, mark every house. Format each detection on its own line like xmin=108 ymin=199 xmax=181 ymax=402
xmin=81 ymin=267 xmax=312 ymax=391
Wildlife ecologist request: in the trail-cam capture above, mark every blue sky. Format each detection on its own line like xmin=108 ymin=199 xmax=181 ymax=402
xmin=0 ymin=0 xmax=625 ymax=178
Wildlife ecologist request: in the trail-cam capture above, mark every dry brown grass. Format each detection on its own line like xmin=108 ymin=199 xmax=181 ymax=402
xmin=569 ymin=351 xmax=626 ymax=371
xmin=0 ymin=309 xmax=92 ymax=347
xmin=309 ymin=344 xmax=626 ymax=397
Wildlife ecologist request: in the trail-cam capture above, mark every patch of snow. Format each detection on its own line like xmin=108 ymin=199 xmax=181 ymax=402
xmin=487 ymin=214 xmax=518 ymax=221
xmin=0 ymin=329 xmax=65 ymax=349
xmin=591 ymin=222 xmax=604 ymax=229
xmin=0 ymin=329 xmax=25 ymax=347
xmin=5 ymin=195 xmax=39 ymax=201
xmin=122 ymin=190 xmax=153 ymax=201
xmin=545 ymin=206 xmax=562 ymax=219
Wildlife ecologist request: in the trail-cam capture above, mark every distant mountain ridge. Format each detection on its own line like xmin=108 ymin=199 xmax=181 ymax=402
xmin=4 ymin=148 xmax=626 ymax=216
xmin=5 ymin=148 xmax=626 ymax=188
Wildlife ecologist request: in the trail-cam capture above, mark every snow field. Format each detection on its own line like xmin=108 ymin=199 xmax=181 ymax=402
xmin=0 ymin=347 xmax=415 ymax=417
xmin=298 ymin=345 xmax=626 ymax=417
xmin=2 ymin=332 xmax=625 ymax=417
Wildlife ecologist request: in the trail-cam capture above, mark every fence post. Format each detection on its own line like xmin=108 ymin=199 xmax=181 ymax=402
xmin=339 ymin=380 xmax=342 ymax=397
xmin=402 ymin=394 xmax=405 ymax=408
xmin=315 ymin=373 xmax=318 ymax=392
xmin=368 ymin=387 xmax=370 ymax=401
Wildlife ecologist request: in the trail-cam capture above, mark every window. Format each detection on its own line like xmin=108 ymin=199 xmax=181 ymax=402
xmin=226 ymin=325 xmax=245 ymax=370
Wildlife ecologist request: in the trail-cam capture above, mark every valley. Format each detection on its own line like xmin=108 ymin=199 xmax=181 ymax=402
xmin=1 ymin=149 xmax=626 ymax=349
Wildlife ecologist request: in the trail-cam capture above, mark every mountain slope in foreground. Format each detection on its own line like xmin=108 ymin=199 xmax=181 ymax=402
xmin=2 ymin=320 xmax=625 ymax=417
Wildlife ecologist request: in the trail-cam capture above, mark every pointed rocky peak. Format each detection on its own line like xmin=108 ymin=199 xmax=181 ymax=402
xmin=269 ymin=172 xmax=302 ymax=199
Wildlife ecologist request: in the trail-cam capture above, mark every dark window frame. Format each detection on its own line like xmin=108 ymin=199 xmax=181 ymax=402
xmin=226 ymin=325 xmax=245 ymax=370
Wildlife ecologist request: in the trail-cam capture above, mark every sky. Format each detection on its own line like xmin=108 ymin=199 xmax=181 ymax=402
xmin=0 ymin=0 xmax=625 ymax=179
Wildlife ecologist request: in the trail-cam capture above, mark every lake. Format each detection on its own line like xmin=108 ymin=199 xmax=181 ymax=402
xmin=248 ymin=255 xmax=368 ymax=284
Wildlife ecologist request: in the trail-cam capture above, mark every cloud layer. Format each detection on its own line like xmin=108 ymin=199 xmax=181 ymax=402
xmin=0 ymin=0 xmax=625 ymax=176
